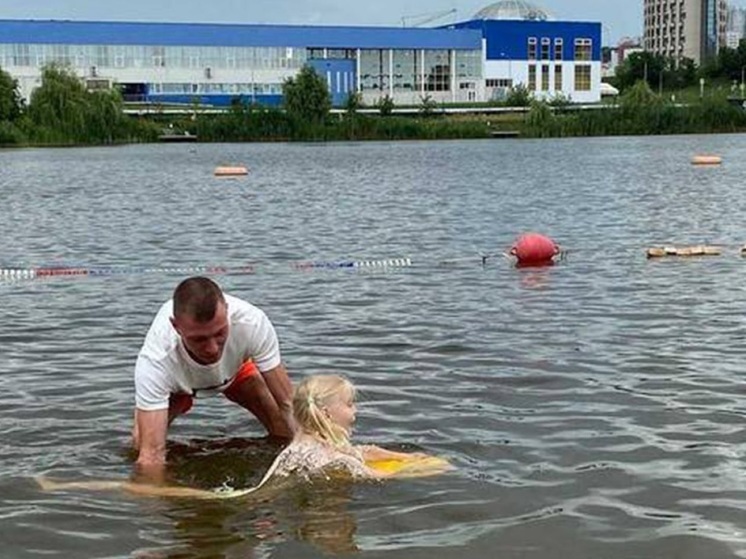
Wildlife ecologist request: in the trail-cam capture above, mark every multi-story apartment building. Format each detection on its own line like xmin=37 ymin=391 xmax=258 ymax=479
xmin=725 ymin=5 xmax=746 ymax=49
xmin=643 ymin=0 xmax=728 ymax=64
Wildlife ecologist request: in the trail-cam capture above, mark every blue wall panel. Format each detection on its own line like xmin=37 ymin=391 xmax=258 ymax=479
xmin=448 ymin=19 xmax=601 ymax=61
xmin=144 ymin=93 xmax=283 ymax=107
xmin=308 ymin=59 xmax=356 ymax=106
xmin=0 ymin=19 xmax=482 ymax=50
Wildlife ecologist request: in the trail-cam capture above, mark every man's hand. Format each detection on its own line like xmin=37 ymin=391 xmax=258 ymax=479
xmin=132 ymin=408 xmax=169 ymax=483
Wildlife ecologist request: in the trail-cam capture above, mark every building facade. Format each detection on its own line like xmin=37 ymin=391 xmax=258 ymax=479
xmin=0 ymin=2 xmax=602 ymax=108
xmin=0 ymin=20 xmax=484 ymax=107
xmin=643 ymin=0 xmax=728 ymax=64
xmin=450 ymin=18 xmax=602 ymax=103
xmin=726 ymin=5 xmax=746 ymax=49
xmin=602 ymin=38 xmax=644 ymax=78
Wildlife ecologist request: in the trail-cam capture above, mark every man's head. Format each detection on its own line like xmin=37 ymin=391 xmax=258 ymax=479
xmin=170 ymin=277 xmax=229 ymax=365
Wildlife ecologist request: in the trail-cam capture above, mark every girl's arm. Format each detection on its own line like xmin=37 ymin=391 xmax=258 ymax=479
xmin=357 ymin=445 xmax=427 ymax=462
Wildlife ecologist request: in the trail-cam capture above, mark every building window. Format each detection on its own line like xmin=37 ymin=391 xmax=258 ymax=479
xmin=12 ymin=44 xmax=31 ymax=66
xmin=528 ymin=37 xmax=537 ymax=60
xmin=554 ymin=39 xmax=563 ymax=60
xmin=424 ymin=49 xmax=450 ymax=92
xmin=455 ymin=49 xmax=482 ymax=81
xmin=74 ymin=48 xmax=86 ymax=68
xmin=554 ymin=64 xmax=563 ymax=90
xmin=95 ymin=45 xmax=111 ymax=67
xmin=574 ymin=64 xmax=591 ymax=91
xmin=152 ymin=46 xmax=165 ymax=67
xmin=393 ymin=49 xmax=417 ymax=91
xmin=541 ymin=64 xmax=550 ymax=90
xmin=574 ymin=38 xmax=592 ymax=61
xmin=528 ymin=64 xmax=536 ymax=90
xmin=360 ymin=49 xmax=390 ymax=91
xmin=35 ymin=50 xmax=46 ymax=67
xmin=327 ymin=49 xmax=355 ymax=59
xmin=114 ymin=46 xmax=126 ymax=68
xmin=486 ymin=78 xmax=513 ymax=87
xmin=541 ymin=38 xmax=550 ymax=60
xmin=51 ymin=44 xmax=71 ymax=66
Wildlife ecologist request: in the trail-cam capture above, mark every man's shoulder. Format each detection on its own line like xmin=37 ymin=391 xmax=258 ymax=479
xmin=140 ymin=299 xmax=178 ymax=356
xmin=225 ymin=294 xmax=267 ymax=322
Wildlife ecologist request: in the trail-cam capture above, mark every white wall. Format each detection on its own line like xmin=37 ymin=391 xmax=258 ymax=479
xmin=483 ymin=59 xmax=601 ymax=103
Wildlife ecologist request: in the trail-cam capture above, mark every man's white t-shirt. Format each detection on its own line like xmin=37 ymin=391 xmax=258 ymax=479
xmin=135 ymin=294 xmax=281 ymax=411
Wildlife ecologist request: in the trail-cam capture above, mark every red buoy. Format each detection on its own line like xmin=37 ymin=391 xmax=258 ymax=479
xmin=510 ymin=233 xmax=559 ymax=267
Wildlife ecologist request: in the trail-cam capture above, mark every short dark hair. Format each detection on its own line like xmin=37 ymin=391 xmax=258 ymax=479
xmin=173 ymin=277 xmax=225 ymax=322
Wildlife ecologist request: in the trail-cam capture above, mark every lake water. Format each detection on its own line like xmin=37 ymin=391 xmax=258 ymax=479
xmin=2 ymin=135 xmax=746 ymax=558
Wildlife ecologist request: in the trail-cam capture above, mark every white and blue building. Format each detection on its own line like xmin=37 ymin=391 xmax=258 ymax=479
xmin=0 ymin=1 xmax=602 ymax=108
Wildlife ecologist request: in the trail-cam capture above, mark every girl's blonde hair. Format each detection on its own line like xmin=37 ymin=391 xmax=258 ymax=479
xmin=293 ymin=374 xmax=356 ymax=447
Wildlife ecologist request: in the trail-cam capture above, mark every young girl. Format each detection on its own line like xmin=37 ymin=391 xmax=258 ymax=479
xmin=259 ymin=374 xmax=448 ymax=481
xmin=38 ymin=374 xmax=449 ymax=499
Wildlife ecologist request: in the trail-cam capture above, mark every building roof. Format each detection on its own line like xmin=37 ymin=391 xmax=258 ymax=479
xmin=473 ymin=1 xmax=552 ymax=21
xmin=0 ymin=19 xmax=482 ymax=50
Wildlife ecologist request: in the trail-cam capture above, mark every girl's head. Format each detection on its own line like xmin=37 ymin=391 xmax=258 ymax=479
xmin=293 ymin=375 xmax=357 ymax=446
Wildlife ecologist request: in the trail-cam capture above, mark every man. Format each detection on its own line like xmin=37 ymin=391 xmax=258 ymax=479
xmin=132 ymin=276 xmax=294 ymax=480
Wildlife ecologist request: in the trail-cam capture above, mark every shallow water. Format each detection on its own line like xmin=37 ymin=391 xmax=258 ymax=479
xmin=2 ymin=135 xmax=746 ymax=558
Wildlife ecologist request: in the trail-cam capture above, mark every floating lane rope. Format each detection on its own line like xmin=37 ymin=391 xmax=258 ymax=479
xmin=0 ymin=259 xmax=413 ymax=282
xmin=0 ymin=265 xmax=253 ymax=281
xmin=292 ymin=258 xmax=412 ymax=270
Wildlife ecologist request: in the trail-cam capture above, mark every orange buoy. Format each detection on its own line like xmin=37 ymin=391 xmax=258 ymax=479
xmin=214 ymin=165 xmax=249 ymax=176
xmin=510 ymin=233 xmax=559 ymax=267
xmin=691 ymin=155 xmax=722 ymax=166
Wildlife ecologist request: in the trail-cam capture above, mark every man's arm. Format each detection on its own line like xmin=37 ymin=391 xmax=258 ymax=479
xmin=133 ymin=408 xmax=169 ymax=483
xmin=262 ymin=363 xmax=296 ymax=436
xmin=223 ymin=363 xmax=294 ymax=438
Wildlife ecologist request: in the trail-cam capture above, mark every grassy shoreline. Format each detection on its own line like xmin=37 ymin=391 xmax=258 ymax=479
xmin=3 ymin=97 xmax=746 ymax=148
xmin=3 ymin=65 xmax=746 ymax=147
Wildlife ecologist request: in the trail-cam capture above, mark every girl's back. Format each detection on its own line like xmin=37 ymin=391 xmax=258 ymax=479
xmin=264 ymin=434 xmax=372 ymax=480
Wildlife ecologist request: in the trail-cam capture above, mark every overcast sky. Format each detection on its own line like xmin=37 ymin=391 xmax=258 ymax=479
xmin=0 ymin=0 xmax=680 ymax=45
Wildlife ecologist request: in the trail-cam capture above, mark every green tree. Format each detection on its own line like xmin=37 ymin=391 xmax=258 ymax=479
xmin=547 ymin=92 xmax=571 ymax=108
xmin=667 ymin=57 xmax=697 ymax=90
xmin=0 ymin=66 xmax=23 ymax=121
xmin=419 ymin=94 xmax=437 ymax=116
xmin=376 ymin=94 xmax=395 ymax=116
xmin=342 ymin=92 xmax=363 ymax=140
xmin=615 ymin=51 xmax=667 ymax=91
xmin=282 ymin=65 xmax=331 ymax=125
xmin=28 ymin=64 xmax=89 ymax=141
xmin=86 ymin=88 xmax=126 ymax=143
xmin=712 ymin=45 xmax=746 ymax=82
xmin=505 ymin=84 xmax=532 ymax=107
xmin=525 ymin=99 xmax=555 ymax=137
xmin=620 ymin=79 xmax=660 ymax=109
xmin=344 ymin=91 xmax=363 ymax=115
xmin=28 ymin=63 xmax=128 ymax=144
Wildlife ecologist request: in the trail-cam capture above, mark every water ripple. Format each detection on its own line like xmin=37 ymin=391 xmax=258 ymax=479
xmin=4 ymin=137 xmax=746 ymax=557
